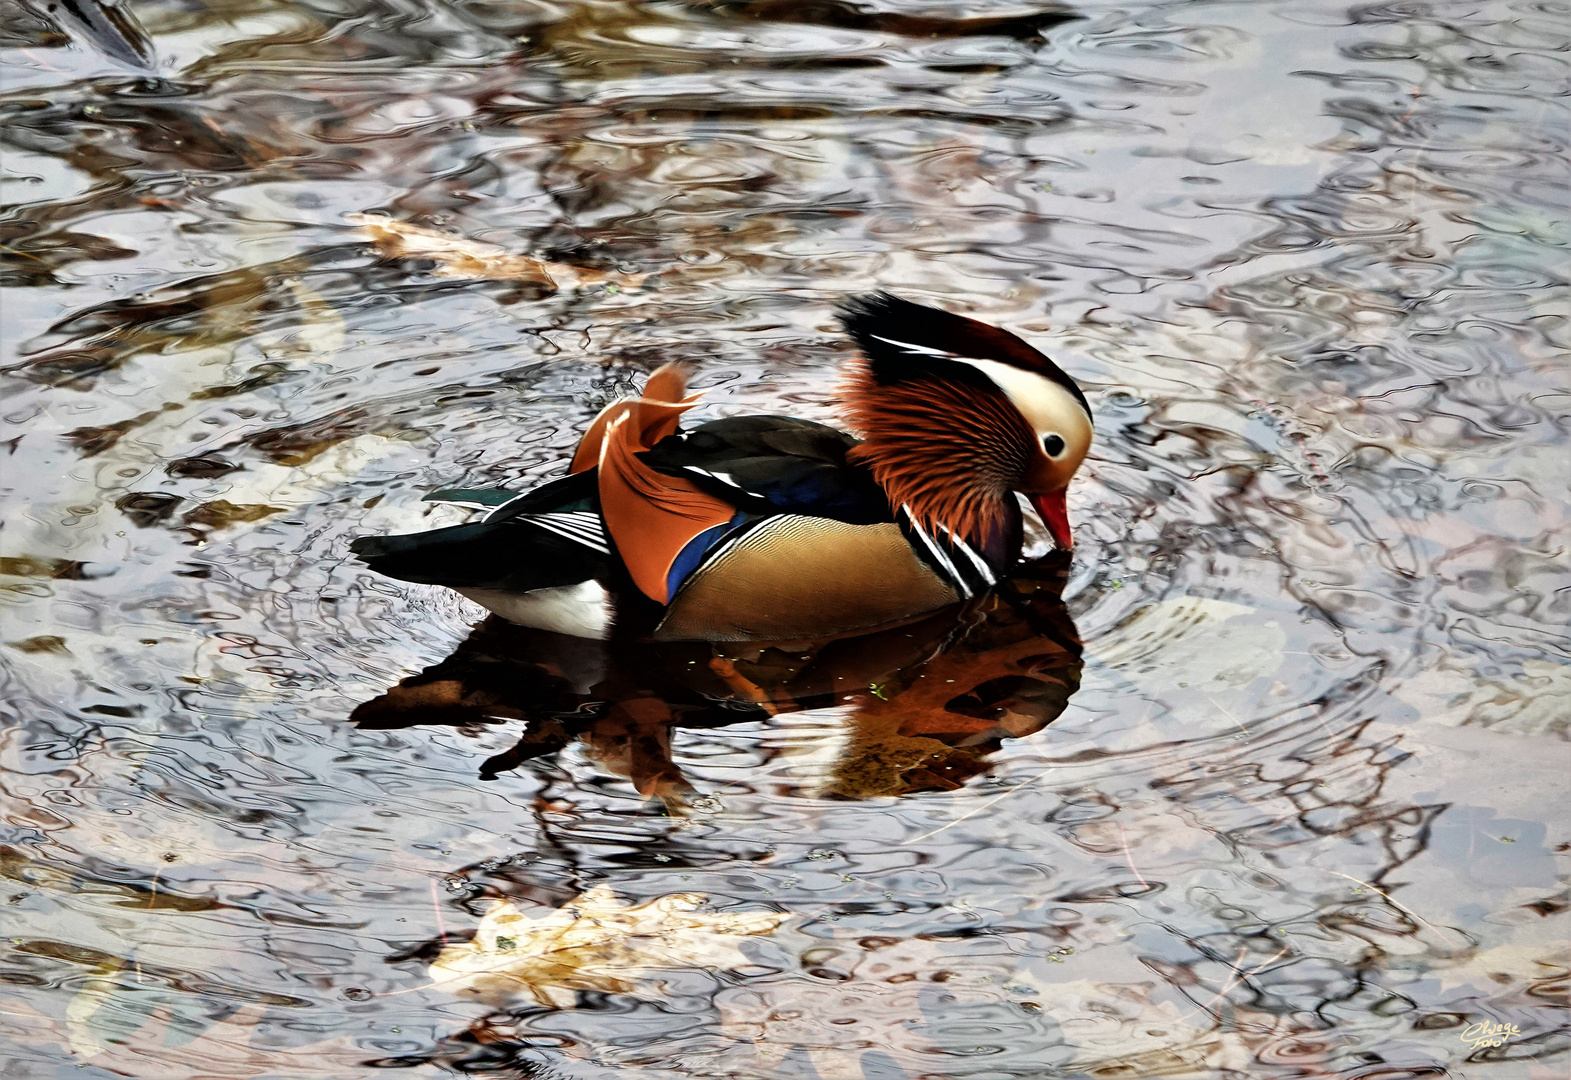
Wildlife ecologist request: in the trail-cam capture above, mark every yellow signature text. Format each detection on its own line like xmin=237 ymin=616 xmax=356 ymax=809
xmin=1460 ymin=1021 xmax=1520 ymax=1049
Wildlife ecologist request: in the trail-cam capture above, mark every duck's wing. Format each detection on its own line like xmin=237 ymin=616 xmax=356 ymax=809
xmin=350 ymin=469 xmax=610 ymax=591
xmin=421 ymin=488 xmax=516 ymax=510
xmin=640 ymin=416 xmax=891 ymax=525
xmin=482 ymin=469 xmax=597 ymax=523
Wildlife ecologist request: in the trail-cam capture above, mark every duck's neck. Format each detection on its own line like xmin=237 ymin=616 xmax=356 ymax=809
xmin=839 ymin=365 xmax=1034 ymax=568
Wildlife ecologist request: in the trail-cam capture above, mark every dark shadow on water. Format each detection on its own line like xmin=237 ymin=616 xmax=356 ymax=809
xmin=351 ymin=554 xmax=1082 ymax=802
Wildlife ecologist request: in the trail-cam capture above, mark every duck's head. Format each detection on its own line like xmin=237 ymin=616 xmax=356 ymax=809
xmin=837 ymin=293 xmax=1092 ymax=552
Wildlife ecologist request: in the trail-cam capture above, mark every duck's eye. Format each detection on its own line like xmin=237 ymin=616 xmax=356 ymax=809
xmin=1042 ymin=433 xmax=1065 ymax=457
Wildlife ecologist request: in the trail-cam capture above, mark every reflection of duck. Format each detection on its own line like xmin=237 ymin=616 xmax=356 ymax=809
xmin=350 ymin=294 xmax=1091 ymax=641
xmin=352 ymin=556 xmax=1082 ymax=800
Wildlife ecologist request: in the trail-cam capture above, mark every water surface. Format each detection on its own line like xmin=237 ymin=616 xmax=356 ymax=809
xmin=2 ymin=0 xmax=1568 ymax=1077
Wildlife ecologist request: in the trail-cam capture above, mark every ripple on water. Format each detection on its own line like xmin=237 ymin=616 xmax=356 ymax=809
xmin=2 ymin=0 xmax=1568 ymax=1076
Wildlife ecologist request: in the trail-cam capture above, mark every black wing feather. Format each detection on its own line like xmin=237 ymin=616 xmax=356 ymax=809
xmin=641 ymin=415 xmax=891 ymax=524
xmin=483 ymin=469 xmax=598 ymax=522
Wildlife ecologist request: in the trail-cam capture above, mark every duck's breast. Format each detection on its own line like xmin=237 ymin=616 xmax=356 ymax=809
xmin=655 ymin=517 xmax=960 ymax=642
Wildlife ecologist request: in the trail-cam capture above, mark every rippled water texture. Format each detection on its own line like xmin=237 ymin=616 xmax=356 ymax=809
xmin=3 ymin=1 xmax=1568 ymax=1076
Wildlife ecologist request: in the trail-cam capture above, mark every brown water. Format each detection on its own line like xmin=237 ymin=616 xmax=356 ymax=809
xmin=2 ymin=1 xmax=1568 ymax=1077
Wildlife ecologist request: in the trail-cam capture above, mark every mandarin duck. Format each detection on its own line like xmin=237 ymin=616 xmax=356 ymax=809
xmin=351 ymin=556 xmax=1082 ymax=795
xmin=349 ymin=293 xmax=1092 ymax=641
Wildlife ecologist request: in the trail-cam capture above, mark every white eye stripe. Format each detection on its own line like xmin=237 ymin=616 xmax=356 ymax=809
xmin=945 ymin=356 xmax=1091 ymax=450
xmin=866 ymin=336 xmax=1090 ymax=465
xmin=869 ymin=333 xmax=959 ymax=358
xmin=867 ymin=340 xmax=1087 ymax=444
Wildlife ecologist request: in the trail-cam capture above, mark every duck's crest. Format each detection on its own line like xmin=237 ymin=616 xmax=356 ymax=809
xmin=837 ymin=292 xmax=1089 ymax=417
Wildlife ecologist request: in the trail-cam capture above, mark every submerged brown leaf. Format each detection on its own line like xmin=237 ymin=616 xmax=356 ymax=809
xmin=0 ymin=556 xmax=111 ymax=580
xmin=66 ymin=404 xmax=182 ymax=458
xmin=349 ymin=214 xmax=650 ymax=292
xmin=8 ymin=634 xmax=70 ymax=654
xmin=181 ymin=500 xmax=288 ymax=529
xmin=428 ymin=886 xmax=786 ymax=1007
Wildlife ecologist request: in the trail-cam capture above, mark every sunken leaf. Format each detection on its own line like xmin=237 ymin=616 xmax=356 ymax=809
xmin=350 ymin=214 xmax=649 ymax=291
xmin=428 ymin=887 xmax=785 ymax=1007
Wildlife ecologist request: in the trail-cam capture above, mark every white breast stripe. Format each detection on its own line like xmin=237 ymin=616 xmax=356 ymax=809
xmin=938 ymin=522 xmax=997 ymax=585
xmin=685 ymin=519 xmax=755 ymax=580
xmin=902 ymin=504 xmax=971 ymax=598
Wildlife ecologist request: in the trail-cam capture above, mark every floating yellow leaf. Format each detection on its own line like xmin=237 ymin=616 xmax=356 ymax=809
xmin=429 ymin=886 xmax=785 ymax=1007
xmin=349 ymin=213 xmax=649 ymax=291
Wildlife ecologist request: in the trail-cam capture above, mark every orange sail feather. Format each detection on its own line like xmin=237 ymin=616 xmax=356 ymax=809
xmin=587 ymin=365 xmax=736 ymax=603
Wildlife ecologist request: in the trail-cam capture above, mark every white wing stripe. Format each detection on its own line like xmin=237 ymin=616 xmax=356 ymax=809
xmin=540 ymin=515 xmax=602 ymax=536
xmin=527 ymin=515 xmax=610 ymax=554
xmin=687 ymin=466 xmax=767 ymax=499
xmin=539 ymin=525 xmax=607 ymax=547
xmin=541 ymin=526 xmax=605 ymax=547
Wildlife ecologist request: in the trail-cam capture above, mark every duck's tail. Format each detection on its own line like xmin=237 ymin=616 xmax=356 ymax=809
xmin=350 ymin=471 xmax=608 ymax=592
